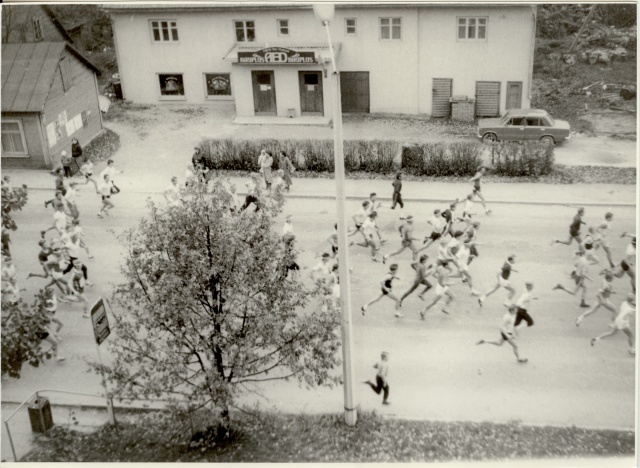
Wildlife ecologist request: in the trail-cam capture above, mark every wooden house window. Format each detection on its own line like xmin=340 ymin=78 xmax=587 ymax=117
xmin=33 ymin=17 xmax=43 ymax=41
xmin=59 ymin=57 xmax=74 ymax=92
xmin=151 ymin=20 xmax=179 ymax=42
xmin=1 ymin=121 xmax=27 ymax=155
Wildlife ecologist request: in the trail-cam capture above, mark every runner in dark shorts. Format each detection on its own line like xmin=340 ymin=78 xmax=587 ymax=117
xmin=361 ymin=264 xmax=403 ymax=318
xmin=554 ymin=207 xmax=585 ymax=246
xmin=476 ymin=304 xmax=528 ymax=363
xmin=399 ymin=254 xmax=434 ymax=306
xmin=469 ymin=166 xmax=491 ymax=214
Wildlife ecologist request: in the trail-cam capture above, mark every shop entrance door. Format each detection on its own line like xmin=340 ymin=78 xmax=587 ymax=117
xmin=298 ymin=71 xmax=324 ymax=115
xmin=252 ymin=70 xmax=276 ymax=115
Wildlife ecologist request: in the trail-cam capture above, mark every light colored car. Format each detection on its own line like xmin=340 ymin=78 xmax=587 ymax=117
xmin=477 ymin=109 xmax=571 ymax=145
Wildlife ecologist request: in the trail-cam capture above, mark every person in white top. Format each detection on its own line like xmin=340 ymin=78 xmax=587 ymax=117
xmin=43 ymin=204 xmax=68 ymax=237
xmin=282 ymin=215 xmax=294 ymax=237
xmin=576 ymin=273 xmax=616 ymax=327
xmin=99 ymin=159 xmax=123 ymax=190
xmin=477 ymin=304 xmax=528 ymax=363
xmin=591 ymin=293 xmax=636 ymax=355
xmin=97 ymin=174 xmax=116 ymax=218
xmin=449 ymin=241 xmax=481 ymax=296
xmin=514 ymin=282 xmax=538 ymax=330
xmin=348 ymin=200 xmax=370 ymax=242
xmin=611 ymin=234 xmax=636 ymax=294
xmin=457 ymin=193 xmax=476 ymax=226
xmin=164 ymin=176 xmax=180 ymax=206
xmin=418 ymin=209 xmax=446 ymax=253
xmin=595 ymin=211 xmax=615 ymax=268
xmin=553 ymin=250 xmax=592 ymax=308
xmin=78 ymin=157 xmax=99 ymax=191
xmin=354 ymin=211 xmax=382 ymax=262
xmin=364 ymin=351 xmax=390 ymax=405
xmin=310 ymin=253 xmax=333 ymax=289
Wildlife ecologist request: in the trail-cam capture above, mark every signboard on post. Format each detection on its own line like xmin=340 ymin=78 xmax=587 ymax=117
xmin=238 ymin=47 xmax=316 ymax=64
xmin=91 ymin=298 xmax=111 ymax=345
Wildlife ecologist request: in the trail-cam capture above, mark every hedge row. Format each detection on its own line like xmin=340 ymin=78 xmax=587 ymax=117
xmin=402 ymin=141 xmax=554 ymax=177
xmin=197 ymin=138 xmax=554 ymax=177
xmin=198 ymin=139 xmax=398 ymax=174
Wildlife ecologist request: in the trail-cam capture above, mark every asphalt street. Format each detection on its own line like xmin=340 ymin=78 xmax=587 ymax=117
xmin=2 ymin=185 xmax=636 ymax=430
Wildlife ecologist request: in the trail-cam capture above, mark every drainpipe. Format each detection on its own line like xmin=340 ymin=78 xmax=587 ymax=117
xmin=528 ymin=5 xmax=537 ymax=107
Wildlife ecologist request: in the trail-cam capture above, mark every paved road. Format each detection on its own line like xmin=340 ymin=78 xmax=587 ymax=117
xmin=2 ymin=187 xmax=636 ymax=430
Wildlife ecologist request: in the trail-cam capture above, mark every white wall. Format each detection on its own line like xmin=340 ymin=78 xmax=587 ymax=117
xmin=109 ymin=5 xmax=534 ymax=116
xmin=418 ymin=6 xmax=534 ymax=115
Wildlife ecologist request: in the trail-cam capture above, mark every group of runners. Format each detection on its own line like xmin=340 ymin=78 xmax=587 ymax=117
xmin=307 ymin=166 xmax=636 ymax=362
xmin=2 ymin=157 xmax=125 ymax=362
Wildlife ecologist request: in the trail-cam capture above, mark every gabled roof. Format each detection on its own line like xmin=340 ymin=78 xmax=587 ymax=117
xmin=2 ymin=42 xmax=101 ymax=113
xmin=41 ymin=5 xmax=75 ymax=44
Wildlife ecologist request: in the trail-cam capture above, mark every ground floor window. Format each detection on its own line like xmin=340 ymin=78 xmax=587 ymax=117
xmin=158 ymin=74 xmax=184 ymax=96
xmin=205 ymin=73 xmax=231 ymax=96
xmin=1 ymin=120 xmax=27 ymax=156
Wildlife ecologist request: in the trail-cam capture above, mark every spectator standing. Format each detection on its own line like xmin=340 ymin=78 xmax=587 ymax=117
xmin=278 ymin=150 xmax=295 ymax=192
xmin=257 ymin=149 xmax=273 ymax=189
xmin=71 ymin=138 xmax=83 ymax=171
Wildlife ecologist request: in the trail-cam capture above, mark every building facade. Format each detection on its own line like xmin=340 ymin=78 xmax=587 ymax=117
xmin=106 ymin=3 xmax=536 ymax=119
xmin=1 ymin=42 xmax=103 ymax=170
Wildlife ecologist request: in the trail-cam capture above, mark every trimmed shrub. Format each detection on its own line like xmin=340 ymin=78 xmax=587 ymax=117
xmin=401 ymin=142 xmax=483 ymax=176
xmin=83 ymin=128 xmax=121 ymax=163
xmin=197 ymin=139 xmax=400 ymax=174
xmin=489 ymin=141 xmax=554 ymax=177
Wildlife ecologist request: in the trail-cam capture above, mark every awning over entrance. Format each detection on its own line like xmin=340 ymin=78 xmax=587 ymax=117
xmin=223 ymin=43 xmax=341 ymax=65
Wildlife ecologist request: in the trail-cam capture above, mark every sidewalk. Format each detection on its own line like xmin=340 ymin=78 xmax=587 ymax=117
xmin=5 ymin=168 xmax=636 ymax=207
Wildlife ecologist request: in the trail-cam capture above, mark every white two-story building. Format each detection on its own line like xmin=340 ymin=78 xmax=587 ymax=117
xmin=105 ymin=3 xmax=536 ymax=120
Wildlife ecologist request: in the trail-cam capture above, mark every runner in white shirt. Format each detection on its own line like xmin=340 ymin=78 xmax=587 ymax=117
xmin=43 ymin=204 xmax=68 ymax=237
xmin=595 ymin=211 xmax=615 ymax=268
xmin=514 ymin=282 xmax=538 ymax=330
xmin=99 ymin=159 xmax=123 ymax=188
xmin=553 ymin=250 xmax=592 ymax=308
xmin=282 ymin=215 xmax=294 ymax=236
xmin=310 ymin=253 xmax=333 ymax=289
xmin=576 ymin=273 xmax=616 ymax=326
xmin=450 ymin=242 xmax=481 ymax=296
xmin=611 ymin=234 xmax=636 ymax=293
xmin=591 ymin=293 xmax=636 ymax=355
xmin=348 ymin=201 xmax=370 ymax=242
xmin=78 ymin=158 xmax=99 ymax=191
xmin=97 ymin=174 xmax=116 ymax=218
xmin=476 ymin=304 xmax=528 ymax=363
xmin=354 ymin=212 xmax=382 ymax=262
xmin=418 ymin=209 xmax=446 ymax=253
xmin=163 ymin=176 xmax=180 ymax=206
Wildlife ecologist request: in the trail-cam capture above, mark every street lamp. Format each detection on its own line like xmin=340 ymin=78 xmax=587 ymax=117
xmin=313 ymin=3 xmax=357 ymax=427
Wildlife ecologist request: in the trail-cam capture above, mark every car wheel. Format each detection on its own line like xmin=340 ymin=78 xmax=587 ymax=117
xmin=539 ymin=136 xmax=555 ymax=146
xmin=482 ymin=133 xmax=498 ymax=143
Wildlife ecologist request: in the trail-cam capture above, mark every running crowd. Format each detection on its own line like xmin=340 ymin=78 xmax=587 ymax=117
xmin=305 ymin=166 xmax=636 ymax=371
xmin=1 ymin=146 xmax=125 ymax=362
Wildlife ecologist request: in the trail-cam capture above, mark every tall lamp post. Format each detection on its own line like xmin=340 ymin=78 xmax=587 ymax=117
xmin=313 ymin=3 xmax=357 ymax=427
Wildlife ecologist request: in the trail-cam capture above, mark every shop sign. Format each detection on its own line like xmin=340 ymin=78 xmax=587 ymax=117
xmin=91 ymin=298 xmax=111 ymax=346
xmin=238 ymin=47 xmax=316 ymax=64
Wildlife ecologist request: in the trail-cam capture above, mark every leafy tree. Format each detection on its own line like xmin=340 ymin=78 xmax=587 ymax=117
xmin=95 ymin=176 xmax=341 ymax=428
xmin=1 ymin=291 xmax=54 ymax=378
xmin=2 ymin=182 xmax=28 ymax=230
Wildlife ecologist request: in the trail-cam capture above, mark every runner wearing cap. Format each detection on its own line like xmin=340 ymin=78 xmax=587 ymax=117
xmin=361 ymin=263 xmax=404 ymax=318
xmin=591 ymin=293 xmax=636 ymax=355
xmin=476 ymin=304 xmax=528 ymax=363
xmin=383 ymin=215 xmax=418 ymax=263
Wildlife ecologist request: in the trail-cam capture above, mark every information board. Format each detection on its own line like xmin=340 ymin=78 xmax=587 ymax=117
xmin=91 ymin=298 xmax=111 ymax=345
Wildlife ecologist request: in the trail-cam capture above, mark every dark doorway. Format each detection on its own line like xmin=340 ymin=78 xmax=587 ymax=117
xmin=251 ymin=70 xmax=277 ymax=115
xmin=298 ymin=71 xmax=324 ymax=115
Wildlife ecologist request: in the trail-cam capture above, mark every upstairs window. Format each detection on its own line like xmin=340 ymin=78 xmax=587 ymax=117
xmin=33 ymin=17 xmax=43 ymax=41
xmin=457 ymin=17 xmax=487 ymax=40
xmin=59 ymin=57 xmax=74 ymax=92
xmin=380 ymin=17 xmax=401 ymax=40
xmin=277 ymin=19 xmax=289 ymax=36
xmin=345 ymin=18 xmax=357 ymax=35
xmin=151 ymin=20 xmax=179 ymax=42
xmin=235 ymin=20 xmax=255 ymax=42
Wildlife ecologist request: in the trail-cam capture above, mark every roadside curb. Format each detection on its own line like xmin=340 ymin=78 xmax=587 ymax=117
xmin=21 ymin=187 xmax=638 ymax=208
xmin=2 ymin=399 xmax=633 ymax=434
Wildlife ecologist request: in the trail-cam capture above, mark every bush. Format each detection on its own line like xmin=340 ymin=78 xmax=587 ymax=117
xmin=83 ymin=128 xmax=121 ymax=163
xmin=197 ymin=139 xmax=400 ymax=174
xmin=401 ymin=142 xmax=483 ymax=176
xmin=489 ymin=141 xmax=554 ymax=177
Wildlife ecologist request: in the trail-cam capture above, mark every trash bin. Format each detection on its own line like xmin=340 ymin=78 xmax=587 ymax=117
xmin=28 ymin=397 xmax=54 ymax=433
xmin=450 ymin=96 xmax=475 ymax=122
xmin=112 ymin=81 xmax=123 ymax=100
